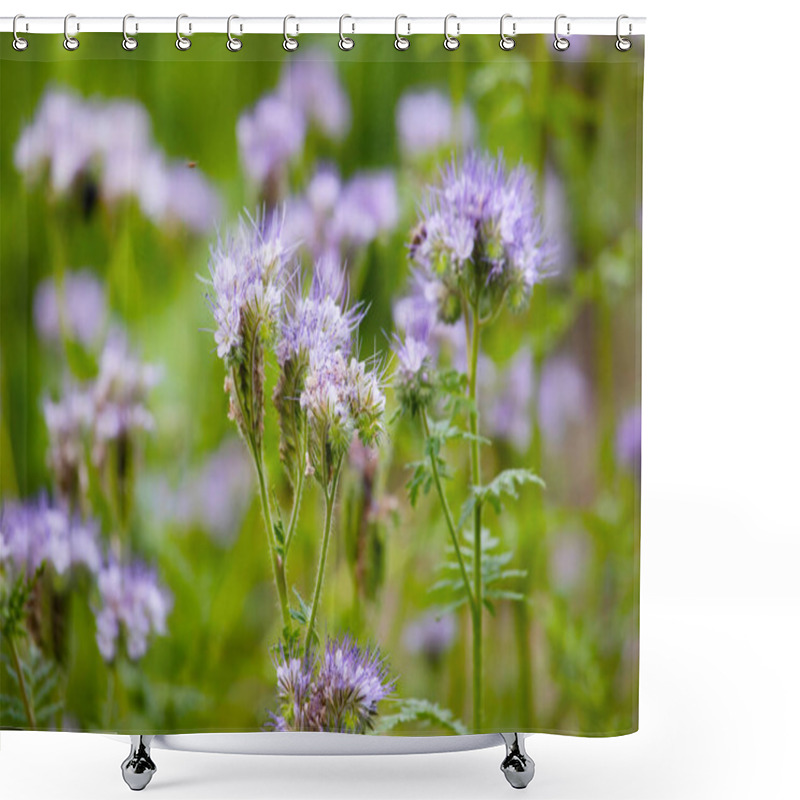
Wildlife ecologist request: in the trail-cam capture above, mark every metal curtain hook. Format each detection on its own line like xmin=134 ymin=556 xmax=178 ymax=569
xmin=616 ymin=14 xmax=632 ymax=51
xmin=176 ymin=14 xmax=191 ymax=50
xmin=499 ymin=14 xmax=515 ymax=50
xmin=394 ymin=14 xmax=410 ymax=51
xmin=444 ymin=14 xmax=460 ymax=51
xmin=553 ymin=14 xmax=570 ymax=51
xmin=122 ymin=14 xmax=138 ymax=50
xmin=339 ymin=14 xmax=354 ymax=50
xmin=12 ymin=14 xmax=28 ymax=51
xmin=283 ymin=15 xmax=298 ymax=51
xmin=63 ymin=13 xmax=79 ymax=50
xmin=227 ymin=15 xmax=242 ymax=51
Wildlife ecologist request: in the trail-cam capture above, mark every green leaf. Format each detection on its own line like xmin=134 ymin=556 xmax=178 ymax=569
xmin=374 ymin=698 xmax=468 ymax=735
xmin=459 ymin=468 xmax=545 ymax=528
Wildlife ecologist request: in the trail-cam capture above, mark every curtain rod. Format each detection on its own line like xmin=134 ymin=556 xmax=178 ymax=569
xmin=1 ymin=16 xmax=646 ymax=37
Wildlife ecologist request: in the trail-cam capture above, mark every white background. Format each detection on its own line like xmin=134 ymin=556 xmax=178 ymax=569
xmin=2 ymin=0 xmax=799 ymax=798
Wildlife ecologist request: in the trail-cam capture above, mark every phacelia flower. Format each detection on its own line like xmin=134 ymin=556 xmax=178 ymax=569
xmin=395 ymin=89 xmax=476 ymax=158
xmin=94 ymin=557 xmax=171 ymax=662
xmin=402 ymin=613 xmax=456 ymax=665
xmin=616 ymin=405 xmax=642 ymax=476
xmin=278 ymin=52 xmax=351 ymax=140
xmin=15 ymin=88 xmax=219 ymax=232
xmin=0 ymin=495 xmax=101 ymax=578
xmin=392 ymin=290 xmax=438 ymax=415
xmin=537 ymin=354 xmax=590 ymax=448
xmin=269 ymin=636 xmax=395 ymax=734
xmin=34 ymin=269 xmax=107 ymax=348
xmin=206 ymin=208 xmax=291 ymax=448
xmin=237 ymin=94 xmax=306 ymax=193
xmin=284 ymin=164 xmax=398 ymax=263
xmin=43 ymin=385 xmax=93 ymax=501
xmin=411 ymin=151 xmax=553 ymax=314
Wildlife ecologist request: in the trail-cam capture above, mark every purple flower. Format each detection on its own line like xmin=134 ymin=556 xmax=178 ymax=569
xmin=285 ymin=165 xmax=398 ymax=262
xmin=43 ymin=385 xmax=92 ymax=499
xmin=411 ymin=151 xmax=553 ymax=312
xmin=91 ymin=330 xmax=161 ymax=452
xmin=616 ymin=405 xmax=641 ymax=475
xmin=483 ymin=346 xmax=536 ymax=452
xmin=270 ymin=636 xmax=394 ymax=733
xmin=237 ymin=94 xmax=306 ymax=188
xmin=402 ymin=613 xmax=456 ymax=664
xmin=396 ymin=89 xmax=476 ymax=158
xmin=94 ymin=557 xmax=171 ymax=662
xmin=537 ymin=354 xmax=590 ymax=447
xmin=0 ymin=496 xmax=101 ymax=578
xmin=206 ymin=208 xmax=290 ymax=361
xmin=15 ymin=88 xmax=220 ymax=233
xmin=34 ymin=269 xmax=107 ymax=347
xmin=278 ymin=52 xmax=351 ymax=139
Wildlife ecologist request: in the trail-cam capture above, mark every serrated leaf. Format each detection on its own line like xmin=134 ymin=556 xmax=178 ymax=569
xmin=374 ymin=698 xmax=468 ymax=735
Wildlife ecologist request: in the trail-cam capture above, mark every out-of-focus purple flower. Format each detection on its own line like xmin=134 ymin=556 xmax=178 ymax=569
xmin=94 ymin=557 xmax=171 ymax=662
xmin=0 ymin=495 xmax=101 ymax=578
xmin=395 ymin=89 xmax=476 ymax=158
xmin=15 ymin=88 xmax=220 ymax=233
xmin=543 ymin=164 xmax=572 ymax=276
xmin=285 ymin=165 xmax=398 ymax=262
xmin=537 ymin=354 xmax=590 ymax=447
xmin=170 ymin=438 xmax=254 ymax=541
xmin=278 ymin=52 xmax=351 ymax=140
xmin=34 ymin=269 xmax=107 ymax=348
xmin=91 ymin=330 xmax=161 ymax=455
xmin=269 ymin=636 xmax=394 ymax=733
xmin=237 ymin=94 xmax=306 ymax=188
xmin=402 ymin=613 xmax=456 ymax=664
xmin=616 ymin=405 xmax=641 ymax=475
xmin=411 ymin=151 xmax=553 ymax=313
xmin=483 ymin=346 xmax=535 ymax=452
xmin=43 ymin=385 xmax=92 ymax=499
xmin=549 ymin=528 xmax=591 ymax=593
xmin=206 ymin=208 xmax=290 ymax=362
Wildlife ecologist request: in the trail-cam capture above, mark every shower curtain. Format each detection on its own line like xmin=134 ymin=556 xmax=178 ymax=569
xmin=0 ymin=32 xmax=643 ymax=738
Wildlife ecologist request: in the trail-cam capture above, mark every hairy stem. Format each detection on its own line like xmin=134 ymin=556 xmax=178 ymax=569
xmin=420 ymin=409 xmax=476 ymax=616
xmin=250 ymin=439 xmax=292 ymax=634
xmin=304 ymin=472 xmax=340 ymax=654
xmin=467 ymin=306 xmax=483 ymax=731
xmin=9 ymin=635 xmax=36 ymax=730
xmin=284 ymin=462 xmax=307 ymax=557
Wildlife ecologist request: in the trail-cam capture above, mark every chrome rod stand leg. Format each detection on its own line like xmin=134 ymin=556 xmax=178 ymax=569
xmin=121 ymin=735 xmax=156 ymax=791
xmin=500 ymin=733 xmax=535 ymax=789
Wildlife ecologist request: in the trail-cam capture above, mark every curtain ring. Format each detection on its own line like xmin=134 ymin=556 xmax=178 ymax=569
xmin=499 ymin=14 xmax=515 ymax=50
xmin=122 ymin=14 xmax=138 ymax=51
xmin=12 ymin=14 xmax=28 ymax=51
xmin=394 ymin=15 xmax=410 ymax=51
xmin=553 ymin=14 xmax=570 ymax=51
xmin=616 ymin=15 xmax=632 ymax=51
xmin=63 ymin=13 xmax=79 ymax=51
xmin=443 ymin=14 xmax=460 ymax=51
xmin=227 ymin=15 xmax=243 ymax=51
xmin=339 ymin=15 xmax=354 ymax=51
xmin=176 ymin=14 xmax=191 ymax=50
xmin=283 ymin=15 xmax=299 ymax=51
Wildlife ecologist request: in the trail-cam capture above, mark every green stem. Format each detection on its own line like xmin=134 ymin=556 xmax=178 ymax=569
xmin=420 ymin=409 xmax=476 ymax=616
xmin=250 ymin=440 xmax=292 ymax=634
xmin=284 ymin=465 xmax=306 ymax=556
xmin=467 ymin=307 xmax=483 ymax=732
xmin=304 ymin=472 xmax=340 ymax=654
xmin=9 ymin=635 xmax=36 ymax=730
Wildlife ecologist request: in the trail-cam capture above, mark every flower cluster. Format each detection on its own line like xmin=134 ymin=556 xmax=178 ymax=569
xmin=395 ymin=89 xmax=476 ymax=159
xmin=269 ymin=636 xmax=395 ymax=733
xmin=14 ymin=88 xmax=219 ymax=232
xmin=44 ymin=331 xmax=160 ymax=497
xmin=0 ymin=495 xmax=101 ymax=578
xmin=284 ymin=164 xmax=398 ymax=263
xmin=93 ymin=557 xmax=172 ymax=662
xmin=410 ymin=151 xmax=552 ymax=315
xmin=34 ymin=269 xmax=107 ymax=348
xmin=237 ymin=52 xmax=350 ymax=193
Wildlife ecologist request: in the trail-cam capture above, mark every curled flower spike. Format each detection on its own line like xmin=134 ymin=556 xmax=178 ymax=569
xmin=411 ymin=151 xmax=554 ymax=317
